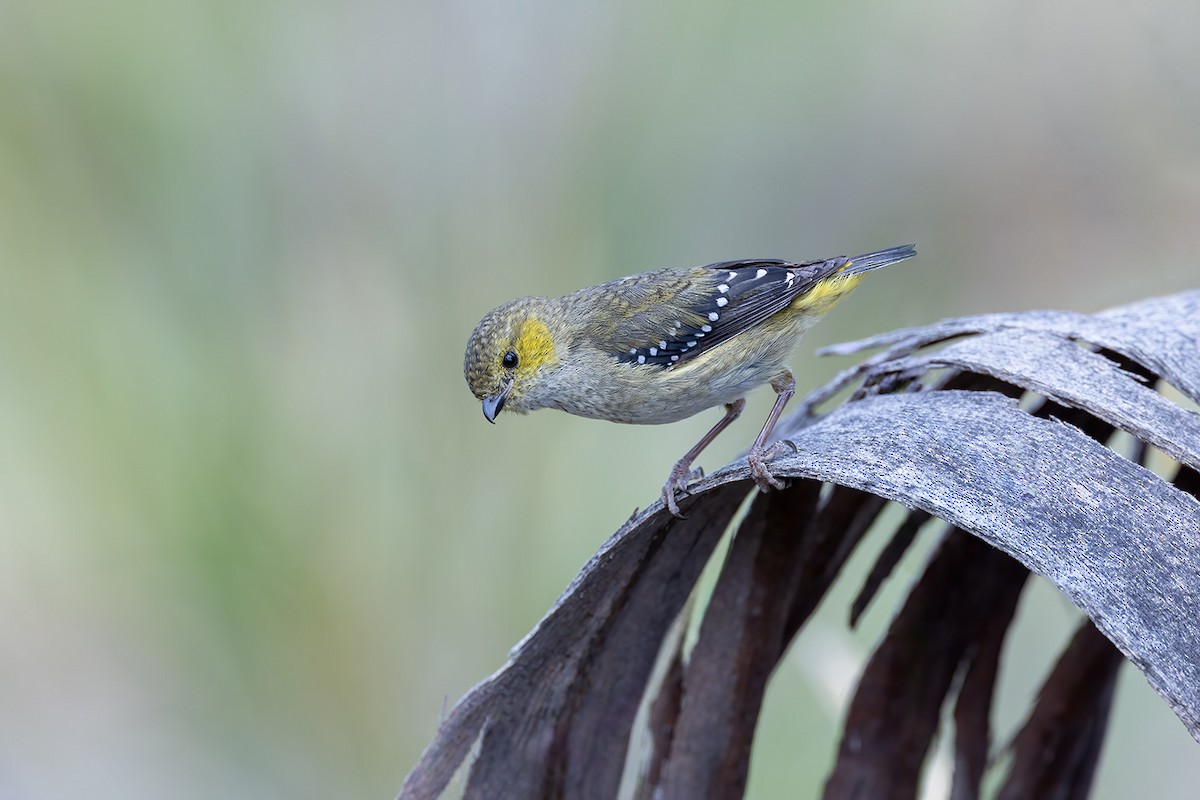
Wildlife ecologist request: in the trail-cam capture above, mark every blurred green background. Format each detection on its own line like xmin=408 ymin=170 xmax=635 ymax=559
xmin=1 ymin=1 xmax=1197 ymax=798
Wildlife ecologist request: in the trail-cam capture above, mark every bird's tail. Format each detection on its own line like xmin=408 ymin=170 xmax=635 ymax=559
xmin=841 ymin=244 xmax=917 ymax=275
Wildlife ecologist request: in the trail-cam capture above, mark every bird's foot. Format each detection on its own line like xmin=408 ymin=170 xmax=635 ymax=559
xmin=662 ymin=461 xmax=704 ymax=518
xmin=747 ymin=440 xmax=794 ymax=493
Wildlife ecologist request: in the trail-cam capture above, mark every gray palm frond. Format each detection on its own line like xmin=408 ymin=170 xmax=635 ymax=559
xmin=402 ymin=290 xmax=1200 ymax=800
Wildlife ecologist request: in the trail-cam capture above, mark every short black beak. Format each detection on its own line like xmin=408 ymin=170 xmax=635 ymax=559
xmin=482 ymin=382 xmax=511 ymax=424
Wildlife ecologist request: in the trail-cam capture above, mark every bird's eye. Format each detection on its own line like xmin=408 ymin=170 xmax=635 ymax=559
xmin=502 ymin=350 xmax=519 ymax=369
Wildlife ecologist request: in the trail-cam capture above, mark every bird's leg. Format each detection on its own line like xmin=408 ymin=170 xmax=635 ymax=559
xmin=662 ymin=399 xmax=745 ymax=517
xmin=747 ymin=369 xmax=796 ymax=493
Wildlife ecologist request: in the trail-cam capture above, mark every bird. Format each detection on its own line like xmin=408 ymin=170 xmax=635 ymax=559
xmin=464 ymin=244 xmax=916 ymax=516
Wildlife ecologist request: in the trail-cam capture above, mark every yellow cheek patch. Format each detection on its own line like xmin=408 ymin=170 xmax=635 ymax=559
xmin=794 ymin=272 xmax=864 ymax=314
xmin=514 ymin=317 xmax=558 ymax=370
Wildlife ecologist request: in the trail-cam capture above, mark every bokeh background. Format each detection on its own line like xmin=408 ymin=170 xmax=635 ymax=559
xmin=2 ymin=1 xmax=1198 ymax=798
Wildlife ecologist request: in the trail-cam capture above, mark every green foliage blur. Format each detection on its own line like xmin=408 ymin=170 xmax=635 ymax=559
xmin=1 ymin=1 xmax=1197 ymax=798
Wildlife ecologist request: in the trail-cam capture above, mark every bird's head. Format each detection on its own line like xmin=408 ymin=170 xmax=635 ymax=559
xmin=463 ymin=297 xmax=562 ymax=422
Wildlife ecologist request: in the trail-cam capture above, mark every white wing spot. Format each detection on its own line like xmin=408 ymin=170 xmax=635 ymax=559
xmin=659 ymin=340 xmax=667 ymax=348
xmin=716 ymin=297 xmax=729 ymax=307
xmin=709 ymin=312 xmax=719 ymax=321
xmin=629 ymin=348 xmax=637 ymax=354
xmin=717 ymin=284 xmax=729 ymax=293
xmin=687 ymin=341 xmax=696 ymax=347
xmin=637 ymin=355 xmax=646 ymax=364
xmin=671 ymin=355 xmax=680 ymax=362
xmin=701 ymin=324 xmax=712 ymax=333
xmin=727 ymin=271 xmax=737 ymax=280
xmin=674 ymin=320 xmax=682 ymax=328
xmin=785 ymin=271 xmax=795 ymax=286
xmin=756 ymin=268 xmax=767 ymax=279
xmin=649 ymin=347 xmax=658 ymax=356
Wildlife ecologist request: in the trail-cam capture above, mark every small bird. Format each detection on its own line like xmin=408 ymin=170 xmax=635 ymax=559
xmin=464 ymin=244 xmax=916 ymax=516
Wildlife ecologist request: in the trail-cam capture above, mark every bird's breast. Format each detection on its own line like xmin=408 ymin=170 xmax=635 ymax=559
xmin=540 ymin=339 xmax=790 ymax=425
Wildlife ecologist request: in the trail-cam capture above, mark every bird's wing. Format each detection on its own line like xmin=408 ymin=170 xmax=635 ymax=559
xmin=599 ymin=257 xmax=846 ymax=368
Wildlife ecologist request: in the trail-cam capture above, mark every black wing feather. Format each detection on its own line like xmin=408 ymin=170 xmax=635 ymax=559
xmin=616 ymin=257 xmax=845 ymax=367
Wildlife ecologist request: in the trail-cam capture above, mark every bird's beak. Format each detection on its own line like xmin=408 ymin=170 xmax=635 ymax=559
xmin=482 ymin=381 xmax=512 ymax=424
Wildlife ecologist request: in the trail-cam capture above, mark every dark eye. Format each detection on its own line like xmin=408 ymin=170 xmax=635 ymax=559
xmin=502 ymin=350 xmax=519 ymax=369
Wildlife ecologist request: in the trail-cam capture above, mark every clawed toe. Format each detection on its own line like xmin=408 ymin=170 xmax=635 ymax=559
xmin=662 ymin=463 xmax=698 ymax=518
xmin=662 ymin=482 xmax=687 ymax=518
xmin=747 ymin=446 xmax=788 ymax=493
xmin=661 ymin=455 xmax=709 ymax=517
xmin=764 ymin=439 xmax=797 ymax=459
